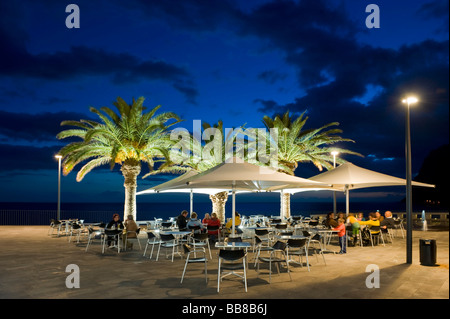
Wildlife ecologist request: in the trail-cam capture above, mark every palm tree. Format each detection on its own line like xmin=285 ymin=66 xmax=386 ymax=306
xmin=56 ymin=96 xmax=181 ymax=220
xmin=144 ymin=120 xmax=245 ymax=222
xmin=261 ymin=110 xmax=363 ymax=217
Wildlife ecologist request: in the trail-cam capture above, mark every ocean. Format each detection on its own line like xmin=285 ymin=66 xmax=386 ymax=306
xmin=0 ymin=200 xmax=443 ymax=225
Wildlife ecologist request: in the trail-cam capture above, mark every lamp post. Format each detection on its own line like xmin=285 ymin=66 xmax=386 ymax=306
xmin=402 ymin=96 xmax=418 ymax=264
xmin=331 ymin=151 xmax=339 ymax=214
xmin=55 ymin=154 xmax=62 ymax=221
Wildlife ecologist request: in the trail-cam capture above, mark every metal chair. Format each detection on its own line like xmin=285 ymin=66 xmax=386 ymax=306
xmin=254 ymin=228 xmax=272 ymax=249
xmin=156 ymin=233 xmax=180 ymax=262
xmin=68 ymin=222 xmax=88 ymax=243
xmin=190 ymin=232 xmax=212 ymax=259
xmin=217 ymin=249 xmax=248 ymax=292
xmin=85 ymin=227 xmax=105 ymax=252
xmin=124 ymin=228 xmax=142 ymax=250
xmin=206 ymin=224 xmax=221 ymax=242
xmin=181 ymin=244 xmax=208 ymax=284
xmin=48 ymin=219 xmax=63 ymax=236
xmin=253 ymin=235 xmax=275 ymax=266
xmin=381 ymin=226 xmax=394 ymax=243
xmin=302 ymin=230 xmax=327 ymax=265
xmin=286 ymin=238 xmax=310 ymax=271
xmin=160 ymin=221 xmax=173 ymax=230
xmin=368 ymin=226 xmax=385 ymax=247
xmin=393 ymin=219 xmax=405 ymax=238
xmin=143 ymin=231 xmax=162 ymax=259
xmin=256 ymin=241 xmax=292 ymax=283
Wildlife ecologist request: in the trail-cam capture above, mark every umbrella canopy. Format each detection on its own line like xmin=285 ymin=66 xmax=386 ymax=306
xmin=137 ymin=170 xmax=231 ymax=195
xmin=309 ymin=162 xmax=434 ymax=190
xmin=136 ymin=170 xmax=232 ymax=214
xmin=181 ymin=157 xmax=326 ymax=191
xmin=308 ymin=162 xmax=435 ymax=213
xmin=166 ymin=157 xmax=328 ymax=235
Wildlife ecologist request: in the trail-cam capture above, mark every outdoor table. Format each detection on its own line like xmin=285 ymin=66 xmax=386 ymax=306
xmin=215 ymin=241 xmax=251 ymax=251
xmin=317 ymin=229 xmax=339 ymax=254
xmin=103 ymin=228 xmax=124 ymax=253
xmin=160 ymin=230 xmax=192 ymax=258
xmin=275 ymin=234 xmax=307 ymax=241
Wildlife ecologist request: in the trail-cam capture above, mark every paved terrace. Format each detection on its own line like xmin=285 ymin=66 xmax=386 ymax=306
xmin=0 ymin=226 xmax=448 ymax=302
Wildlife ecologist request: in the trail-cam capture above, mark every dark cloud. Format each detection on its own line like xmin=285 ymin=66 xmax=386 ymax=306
xmin=418 ymin=0 xmax=449 ymax=34
xmin=117 ymin=0 xmax=245 ymax=32
xmin=0 ymin=2 xmax=198 ymax=104
xmin=257 ymin=70 xmax=288 ymax=84
xmin=0 ymin=110 xmax=92 ymax=143
xmin=0 ymin=144 xmax=61 ymax=171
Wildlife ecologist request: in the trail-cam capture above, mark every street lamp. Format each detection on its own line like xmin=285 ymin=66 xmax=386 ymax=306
xmin=331 ymin=151 xmax=339 ymax=214
xmin=402 ymin=96 xmax=418 ymax=264
xmin=55 ymin=154 xmax=62 ymax=221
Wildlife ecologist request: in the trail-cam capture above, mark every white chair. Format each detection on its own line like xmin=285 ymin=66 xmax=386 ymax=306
xmin=256 ymin=241 xmax=292 ymax=283
xmin=156 ymin=233 xmax=180 ymax=262
xmin=181 ymin=244 xmax=208 ymax=284
xmin=217 ymin=249 xmax=248 ymax=292
xmin=286 ymin=238 xmax=310 ymax=271
xmin=124 ymin=228 xmax=142 ymax=250
xmin=143 ymin=231 xmax=162 ymax=259
xmin=85 ymin=227 xmax=105 ymax=252
xmin=302 ymin=230 xmax=327 ymax=265
xmin=190 ymin=232 xmax=212 ymax=259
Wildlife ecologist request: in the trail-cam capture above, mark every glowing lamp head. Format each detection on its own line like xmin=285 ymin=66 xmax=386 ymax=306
xmin=55 ymin=154 xmax=62 ymax=160
xmin=402 ymin=97 xmax=418 ymax=104
xmin=331 ymin=151 xmax=339 ymax=156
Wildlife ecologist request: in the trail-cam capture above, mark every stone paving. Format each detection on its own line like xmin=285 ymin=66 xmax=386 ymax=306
xmin=0 ymin=226 xmax=448 ymax=302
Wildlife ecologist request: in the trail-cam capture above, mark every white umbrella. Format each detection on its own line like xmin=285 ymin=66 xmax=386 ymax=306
xmin=137 ymin=170 xmax=232 ymax=214
xmin=308 ymin=162 xmax=435 ymax=213
xmin=165 ymin=157 xmax=328 ymax=235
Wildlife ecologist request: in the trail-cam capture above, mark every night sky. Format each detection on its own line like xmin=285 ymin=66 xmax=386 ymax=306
xmin=0 ymin=0 xmax=448 ymax=205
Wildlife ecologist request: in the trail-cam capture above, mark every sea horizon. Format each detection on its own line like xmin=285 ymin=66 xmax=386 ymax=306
xmin=1 ymin=200 xmax=447 ymax=226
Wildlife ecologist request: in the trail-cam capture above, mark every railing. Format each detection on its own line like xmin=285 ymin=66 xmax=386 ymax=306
xmin=1 ymin=209 xmax=448 ymax=227
xmin=0 ymin=210 xmax=116 ymax=225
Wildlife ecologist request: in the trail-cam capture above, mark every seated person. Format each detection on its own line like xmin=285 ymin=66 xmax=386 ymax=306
xmin=124 ymin=214 xmax=138 ymax=249
xmin=359 ymin=212 xmax=381 ymax=234
xmin=206 ymin=212 xmax=221 ymax=241
xmin=346 ymin=212 xmax=361 ymax=237
xmin=375 ymin=211 xmax=384 ymax=223
xmin=380 ymin=210 xmax=396 ymax=229
xmin=107 ymin=213 xmax=124 ymax=230
xmin=325 ymin=212 xmax=338 ymax=229
xmin=186 ymin=212 xmax=205 ymax=233
xmin=176 ymin=210 xmax=189 ymax=230
xmin=106 ymin=213 xmax=124 ymax=247
xmin=225 ymin=212 xmax=242 ymax=234
xmin=202 ymin=213 xmax=211 ymax=224
xmin=356 ymin=212 xmax=365 ymax=221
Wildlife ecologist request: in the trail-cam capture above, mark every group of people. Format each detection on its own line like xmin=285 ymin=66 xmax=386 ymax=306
xmin=176 ymin=210 xmax=226 ymax=241
xmin=325 ymin=210 xmax=396 ymax=254
xmin=105 ymin=213 xmax=139 ymax=249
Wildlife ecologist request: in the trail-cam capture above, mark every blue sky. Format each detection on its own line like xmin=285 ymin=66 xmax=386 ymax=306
xmin=0 ymin=0 xmax=448 ymax=204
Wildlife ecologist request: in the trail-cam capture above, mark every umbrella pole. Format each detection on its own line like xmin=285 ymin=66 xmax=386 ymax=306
xmin=190 ymin=189 xmax=193 ymax=214
xmin=232 ymin=183 xmax=236 ymax=236
xmin=345 ymin=185 xmax=349 ymax=215
xmin=280 ymin=189 xmax=284 ymax=220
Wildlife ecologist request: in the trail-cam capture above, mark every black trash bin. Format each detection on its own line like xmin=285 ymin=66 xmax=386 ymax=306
xmin=419 ymin=239 xmax=437 ymax=266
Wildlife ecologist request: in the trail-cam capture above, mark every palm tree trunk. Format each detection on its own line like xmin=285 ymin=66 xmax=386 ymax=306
xmin=121 ymin=162 xmax=141 ymax=221
xmin=280 ymin=192 xmax=291 ymax=220
xmin=209 ymin=191 xmax=228 ymax=224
